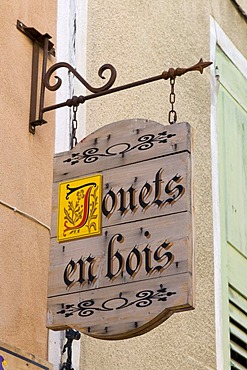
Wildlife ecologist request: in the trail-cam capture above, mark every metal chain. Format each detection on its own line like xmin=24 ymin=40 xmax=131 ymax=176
xmin=71 ymin=106 xmax=78 ymax=149
xmin=168 ymin=77 xmax=177 ymax=124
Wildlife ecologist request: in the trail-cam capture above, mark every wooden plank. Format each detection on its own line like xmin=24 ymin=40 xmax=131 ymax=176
xmin=229 ymin=301 xmax=247 ymax=330
xmin=230 ymin=342 xmax=247 ymax=362
xmin=53 ymin=120 xmax=191 ymax=183
xmin=51 ymin=151 xmax=191 ymax=238
xmin=48 ymin=212 xmax=193 ymax=297
xmin=230 ymin=322 xmax=247 ymax=346
xmin=0 ymin=341 xmax=53 ymax=370
xmin=47 ymin=272 xmax=193 ymax=339
xmin=216 ymin=47 xmax=247 ymax=111
xmin=229 ymin=285 xmax=247 ymax=314
xmin=230 ymin=359 xmax=246 ymax=370
xmin=228 ymin=247 xmax=247 ymax=298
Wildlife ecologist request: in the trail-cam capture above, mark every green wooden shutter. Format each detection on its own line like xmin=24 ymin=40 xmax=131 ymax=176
xmin=216 ymin=46 xmax=247 ymax=369
xmin=229 ymin=285 xmax=247 ymax=369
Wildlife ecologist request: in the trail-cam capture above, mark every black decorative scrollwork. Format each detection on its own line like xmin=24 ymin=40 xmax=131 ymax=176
xmin=63 ymin=131 xmax=176 ymax=165
xmin=57 ymin=285 xmax=176 ymax=318
xmin=44 ymin=62 xmax=117 ymax=92
xmin=65 ymin=182 xmax=96 ymax=200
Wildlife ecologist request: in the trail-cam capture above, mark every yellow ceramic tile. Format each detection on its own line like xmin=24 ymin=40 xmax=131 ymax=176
xmin=57 ymin=174 xmax=102 ymax=242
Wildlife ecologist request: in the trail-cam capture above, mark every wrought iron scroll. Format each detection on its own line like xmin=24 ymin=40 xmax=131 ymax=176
xmin=17 ymin=20 xmax=212 ymax=132
xmin=40 ymin=58 xmax=212 ymax=118
xmin=44 ymin=62 xmax=117 ymax=93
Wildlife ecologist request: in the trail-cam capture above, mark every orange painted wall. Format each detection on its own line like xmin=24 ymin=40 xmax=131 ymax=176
xmin=0 ymin=1 xmax=56 ymax=359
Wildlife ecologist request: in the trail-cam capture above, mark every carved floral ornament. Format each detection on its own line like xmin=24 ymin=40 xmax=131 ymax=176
xmin=47 ymin=119 xmax=194 ymax=340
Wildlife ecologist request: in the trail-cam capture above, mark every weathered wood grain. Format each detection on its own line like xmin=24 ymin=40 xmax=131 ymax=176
xmin=47 ymin=120 xmax=194 ymax=339
xmin=0 ymin=340 xmax=53 ymax=369
xmin=51 ymin=151 xmax=191 ymax=238
xmin=53 ymin=120 xmax=191 ymax=183
xmin=48 ymin=213 xmax=193 ymax=297
xmin=47 ymin=272 xmax=193 ymax=339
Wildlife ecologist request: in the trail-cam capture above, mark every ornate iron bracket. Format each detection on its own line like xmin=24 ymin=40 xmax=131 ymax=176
xmin=16 ymin=20 xmax=56 ymax=133
xmin=17 ymin=20 xmax=212 ymax=134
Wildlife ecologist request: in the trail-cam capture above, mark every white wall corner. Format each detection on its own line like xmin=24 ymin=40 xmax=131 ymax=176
xmin=49 ymin=1 xmax=88 ymax=369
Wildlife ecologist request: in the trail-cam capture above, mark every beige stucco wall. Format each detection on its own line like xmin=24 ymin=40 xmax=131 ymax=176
xmin=0 ymin=1 xmax=56 ymax=359
xmin=78 ymin=1 xmax=247 ymax=370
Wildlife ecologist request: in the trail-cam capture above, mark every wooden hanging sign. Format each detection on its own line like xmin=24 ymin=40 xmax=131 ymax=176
xmin=0 ymin=340 xmax=53 ymax=370
xmin=47 ymin=119 xmax=194 ymax=340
